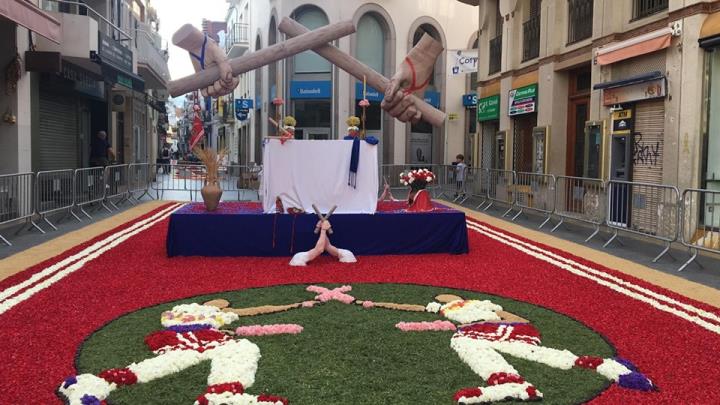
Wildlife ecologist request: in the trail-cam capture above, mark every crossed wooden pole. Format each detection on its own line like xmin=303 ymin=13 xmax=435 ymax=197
xmin=168 ymin=19 xmax=445 ymax=127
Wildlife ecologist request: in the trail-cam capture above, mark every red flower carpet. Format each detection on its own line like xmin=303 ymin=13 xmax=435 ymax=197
xmin=1 ymin=202 xmax=719 ymax=404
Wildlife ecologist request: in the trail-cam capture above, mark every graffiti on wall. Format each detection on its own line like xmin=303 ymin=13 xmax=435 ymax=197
xmin=633 ymin=133 xmax=661 ymax=166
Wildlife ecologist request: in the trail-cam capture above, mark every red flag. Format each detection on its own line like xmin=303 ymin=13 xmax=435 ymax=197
xmin=189 ymin=105 xmax=205 ymax=150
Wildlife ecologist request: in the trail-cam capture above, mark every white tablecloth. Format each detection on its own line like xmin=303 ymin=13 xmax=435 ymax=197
xmin=261 ymin=139 xmax=379 ymax=214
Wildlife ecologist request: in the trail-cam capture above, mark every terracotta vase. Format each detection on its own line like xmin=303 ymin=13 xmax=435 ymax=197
xmin=201 ymin=181 xmax=223 ymax=211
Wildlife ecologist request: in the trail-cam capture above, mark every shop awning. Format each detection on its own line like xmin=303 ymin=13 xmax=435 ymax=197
xmin=699 ymin=11 xmax=720 ymax=49
xmin=595 ymin=27 xmax=672 ymax=66
xmin=593 ymin=71 xmax=664 ymax=90
xmin=0 ymin=0 xmax=61 ymax=44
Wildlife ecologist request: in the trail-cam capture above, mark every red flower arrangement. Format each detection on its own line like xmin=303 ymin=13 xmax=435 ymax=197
xmin=400 ymin=169 xmax=435 ymax=190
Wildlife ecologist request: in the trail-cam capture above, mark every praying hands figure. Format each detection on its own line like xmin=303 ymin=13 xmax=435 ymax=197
xmin=290 ymin=220 xmax=356 ymax=266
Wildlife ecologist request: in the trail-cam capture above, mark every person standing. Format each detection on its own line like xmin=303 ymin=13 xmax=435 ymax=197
xmin=89 ymin=131 xmax=115 ymax=167
xmin=454 ymin=154 xmax=467 ymax=199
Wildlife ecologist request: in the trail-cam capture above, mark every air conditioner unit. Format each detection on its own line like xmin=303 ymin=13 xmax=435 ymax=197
xmin=111 ymin=94 xmax=126 ymax=111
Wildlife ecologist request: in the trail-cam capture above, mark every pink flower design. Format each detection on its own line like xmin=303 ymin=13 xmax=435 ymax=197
xmin=301 ymin=300 xmax=318 ymax=308
xmin=235 ymin=324 xmax=304 ymax=336
xmin=306 ymin=285 xmax=355 ymax=304
xmin=395 ymin=320 xmax=457 ymax=332
xmin=362 ymin=301 xmax=375 ymax=308
xmin=358 ymin=99 xmax=370 ymax=107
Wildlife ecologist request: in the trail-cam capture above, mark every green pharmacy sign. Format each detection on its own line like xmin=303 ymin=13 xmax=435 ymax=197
xmin=477 ymin=94 xmax=500 ymax=122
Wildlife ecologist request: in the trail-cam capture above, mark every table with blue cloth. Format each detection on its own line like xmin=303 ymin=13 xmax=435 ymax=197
xmin=166 ymin=201 xmax=469 ymax=257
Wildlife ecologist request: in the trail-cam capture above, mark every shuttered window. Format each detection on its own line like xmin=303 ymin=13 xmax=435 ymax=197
xmin=38 ymin=93 xmax=78 ymax=171
xmin=630 ymin=100 xmax=667 ymax=235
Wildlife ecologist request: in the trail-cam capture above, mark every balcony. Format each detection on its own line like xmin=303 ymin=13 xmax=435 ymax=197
xmin=489 ymin=35 xmax=502 ymax=75
xmin=226 ymin=23 xmax=250 ymax=58
xmin=136 ymin=22 xmax=170 ymax=89
xmin=522 ymin=15 xmax=540 ymax=62
xmin=568 ymin=0 xmax=594 ymax=44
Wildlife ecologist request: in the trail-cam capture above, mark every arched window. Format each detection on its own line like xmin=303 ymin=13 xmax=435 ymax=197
xmin=356 ymin=14 xmax=385 ymax=74
xmin=293 ymin=8 xmax=330 ymax=73
xmin=413 ymin=24 xmax=440 ymax=88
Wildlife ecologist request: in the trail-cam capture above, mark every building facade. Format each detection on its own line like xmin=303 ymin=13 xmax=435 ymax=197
xmin=468 ymin=0 xmax=720 ymax=198
xmin=0 ymin=0 xmax=170 ymax=174
xmin=221 ymin=0 xmax=478 ymax=167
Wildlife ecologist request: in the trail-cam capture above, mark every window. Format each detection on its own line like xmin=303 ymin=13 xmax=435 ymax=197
xmin=522 ymin=0 xmax=541 ymax=62
xmin=633 ymin=0 xmax=668 ymax=20
xmin=355 ymin=104 xmax=382 ymax=131
xmin=356 ymin=15 xmax=385 ymax=75
xmin=294 ymin=100 xmax=331 ymax=128
xmin=567 ymin=0 xmax=593 ymax=44
xmin=489 ymin=2 xmax=503 ymax=74
xmin=293 ymin=9 xmax=331 ymax=73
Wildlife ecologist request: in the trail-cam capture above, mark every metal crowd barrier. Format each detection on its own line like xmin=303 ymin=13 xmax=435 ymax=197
xmin=151 ymin=163 xmax=206 ymax=201
xmin=605 ymin=180 xmax=680 ymax=263
xmin=479 ymin=169 xmax=515 ymax=217
xmin=104 ymin=164 xmax=129 ymax=209
xmin=512 ymin=172 xmax=556 ymax=228
xmin=35 ymin=169 xmax=80 ymax=230
xmin=74 ymin=167 xmax=110 ymax=219
xmin=218 ymin=165 xmax=262 ymax=201
xmin=465 ymin=167 xmax=488 ymax=206
xmin=128 ymin=163 xmax=153 ymax=203
xmin=552 ymin=176 xmax=607 ymax=242
xmin=679 ymin=188 xmax=720 ymax=271
xmin=0 ymin=173 xmax=42 ymax=245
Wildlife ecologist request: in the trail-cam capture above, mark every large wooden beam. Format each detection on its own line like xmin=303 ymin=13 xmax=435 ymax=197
xmin=278 ymin=17 xmax=446 ymax=127
xmin=168 ymin=21 xmax=356 ymax=97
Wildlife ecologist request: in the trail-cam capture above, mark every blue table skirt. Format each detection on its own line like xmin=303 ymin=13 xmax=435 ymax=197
xmin=166 ymin=202 xmax=469 ymax=257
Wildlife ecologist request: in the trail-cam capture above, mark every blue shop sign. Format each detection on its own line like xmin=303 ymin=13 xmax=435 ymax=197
xmin=462 ymin=93 xmax=477 ymax=107
xmin=235 ymin=98 xmax=254 ymax=112
xmin=355 ymin=81 xmax=383 ymax=102
xmin=290 ymin=80 xmax=332 ymax=99
xmin=236 ymin=110 xmax=249 ymax=121
xmin=424 ymin=90 xmax=440 ymax=108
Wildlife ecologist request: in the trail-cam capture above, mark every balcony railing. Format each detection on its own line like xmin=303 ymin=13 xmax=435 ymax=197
xmin=489 ymin=35 xmax=502 ymax=75
xmin=136 ymin=22 xmax=170 ymax=88
xmin=226 ymin=22 xmax=250 ymax=55
xmin=568 ymin=0 xmax=594 ymax=44
xmin=632 ymin=0 xmax=668 ymax=20
xmin=522 ymin=15 xmax=540 ymax=62
xmin=41 ymin=0 xmax=131 ymax=42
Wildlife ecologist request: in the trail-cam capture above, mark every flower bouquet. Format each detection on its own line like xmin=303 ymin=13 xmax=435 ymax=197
xmin=400 ymin=168 xmax=435 ymax=191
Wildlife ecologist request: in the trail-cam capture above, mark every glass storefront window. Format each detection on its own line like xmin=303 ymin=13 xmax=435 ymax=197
xmin=355 ymin=103 xmax=382 ymax=131
xmin=294 ymin=100 xmax=331 ymax=128
xmin=294 ymin=9 xmax=331 ymax=73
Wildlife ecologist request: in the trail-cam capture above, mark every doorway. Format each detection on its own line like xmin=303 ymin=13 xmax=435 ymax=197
xmin=566 ymin=66 xmax=592 ymax=177
xmin=512 ymin=114 xmax=536 ymax=173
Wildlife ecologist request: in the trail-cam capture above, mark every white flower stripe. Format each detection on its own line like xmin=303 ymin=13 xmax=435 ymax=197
xmin=596 ymin=358 xmax=635 ymax=381
xmin=465 ymin=221 xmax=720 ymax=335
xmin=0 ymin=203 xmax=181 ymax=304
xmin=205 ymin=339 xmax=261 ymax=387
xmin=128 ymin=349 xmax=205 ymax=383
xmin=57 ymin=374 xmax=116 ymax=405
xmin=196 ymin=392 xmax=284 ymax=405
xmin=458 ymin=382 xmax=542 ymax=403
xmin=0 ymin=204 xmax=184 ymax=316
xmin=467 ymin=220 xmax=720 ymax=325
xmin=162 ymin=303 xmax=239 ymax=329
xmin=441 ymin=300 xmax=503 ymax=324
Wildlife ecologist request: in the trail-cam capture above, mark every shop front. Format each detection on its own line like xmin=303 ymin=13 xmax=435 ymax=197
xmin=409 ymin=90 xmax=441 ymax=165
xmin=477 ymin=94 xmax=501 ymax=170
xmin=698 ymin=15 xmax=720 ymax=231
xmin=290 ymin=80 xmax=332 ymax=140
xmin=355 ymin=82 xmax=384 ymax=164
xmin=509 ymin=83 xmax=538 ymax=173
